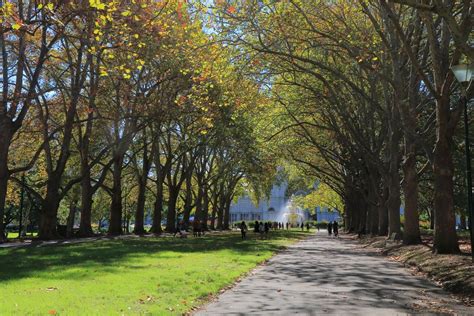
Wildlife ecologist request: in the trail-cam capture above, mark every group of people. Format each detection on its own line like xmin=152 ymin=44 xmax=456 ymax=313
xmin=173 ymin=219 xmax=205 ymax=238
xmin=299 ymin=222 xmax=310 ymax=231
xmin=327 ymin=221 xmax=339 ymax=237
xmin=238 ymin=220 xmax=287 ymax=239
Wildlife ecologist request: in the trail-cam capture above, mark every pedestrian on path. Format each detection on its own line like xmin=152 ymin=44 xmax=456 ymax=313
xmin=333 ymin=221 xmax=339 ymax=237
xmin=254 ymin=221 xmax=259 ymax=233
xmin=300 ymin=222 xmax=304 ymax=231
xmin=259 ymin=222 xmax=265 ymax=239
xmin=240 ymin=221 xmax=247 ymax=239
xmin=328 ymin=222 xmax=333 ymax=236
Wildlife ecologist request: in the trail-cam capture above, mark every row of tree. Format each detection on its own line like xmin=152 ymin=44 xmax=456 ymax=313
xmin=217 ymin=0 xmax=472 ymax=253
xmin=0 ymin=1 xmax=267 ymax=240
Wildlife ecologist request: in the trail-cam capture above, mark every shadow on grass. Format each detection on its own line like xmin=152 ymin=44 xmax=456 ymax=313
xmin=0 ymin=231 xmax=310 ymax=283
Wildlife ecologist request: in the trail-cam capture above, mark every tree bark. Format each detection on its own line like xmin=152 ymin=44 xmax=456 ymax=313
xmin=223 ymin=195 xmax=231 ymax=230
xmin=402 ymin=145 xmax=421 ymax=244
xmin=460 ymin=215 xmax=467 ymax=230
xmin=210 ymin=190 xmax=218 ymax=230
xmin=0 ymin=121 xmax=12 ymax=242
xmin=202 ymin=184 xmax=209 ymax=230
xmin=183 ymin=171 xmax=193 ymax=230
xmin=39 ymin=177 xmax=62 ymax=239
xmin=150 ymin=179 xmax=163 ymax=234
xmin=377 ymin=186 xmax=389 ymax=235
xmin=387 ymin=127 xmax=402 ymax=238
xmin=166 ymin=187 xmax=179 ymax=233
xmin=78 ymin=165 xmax=94 ymax=236
xmin=66 ymin=199 xmax=77 ymax=238
xmin=108 ymin=155 xmax=124 ymax=235
xmin=433 ymin=132 xmax=459 ymax=253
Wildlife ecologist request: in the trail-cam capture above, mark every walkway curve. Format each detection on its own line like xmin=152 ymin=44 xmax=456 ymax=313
xmin=196 ymin=231 xmax=473 ymax=315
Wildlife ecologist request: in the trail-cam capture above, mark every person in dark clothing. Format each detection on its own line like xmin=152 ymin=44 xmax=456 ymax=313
xmin=306 ymin=222 xmax=310 ymax=231
xmin=240 ymin=221 xmax=248 ymax=239
xmin=300 ymin=222 xmax=304 ymax=231
xmin=254 ymin=221 xmax=259 ymax=233
xmin=264 ymin=222 xmax=269 ymax=234
xmin=286 ymin=222 xmax=289 ymax=230
xmin=174 ymin=220 xmax=183 ymax=237
xmin=333 ymin=221 xmax=339 ymax=237
xmin=328 ymin=221 xmax=333 ymax=235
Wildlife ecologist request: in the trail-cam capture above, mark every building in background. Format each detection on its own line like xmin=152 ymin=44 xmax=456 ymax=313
xmin=230 ymin=182 xmax=311 ymax=224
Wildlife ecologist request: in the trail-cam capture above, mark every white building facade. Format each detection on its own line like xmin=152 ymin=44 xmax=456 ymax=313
xmin=230 ymin=183 xmax=311 ymax=224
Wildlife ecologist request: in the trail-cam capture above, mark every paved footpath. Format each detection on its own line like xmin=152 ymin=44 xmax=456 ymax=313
xmin=197 ymin=232 xmax=473 ymax=315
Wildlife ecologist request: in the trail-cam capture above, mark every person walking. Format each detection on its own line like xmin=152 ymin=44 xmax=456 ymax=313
xmin=259 ymin=222 xmax=265 ymax=239
xmin=254 ymin=221 xmax=259 ymax=233
xmin=240 ymin=221 xmax=248 ymax=240
xmin=300 ymin=222 xmax=304 ymax=231
xmin=306 ymin=222 xmax=310 ymax=231
xmin=328 ymin=221 xmax=333 ymax=236
xmin=333 ymin=220 xmax=339 ymax=237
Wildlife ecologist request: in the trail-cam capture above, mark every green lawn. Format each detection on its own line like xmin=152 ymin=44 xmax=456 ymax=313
xmin=6 ymin=232 xmax=37 ymax=239
xmin=0 ymin=230 xmax=309 ymax=315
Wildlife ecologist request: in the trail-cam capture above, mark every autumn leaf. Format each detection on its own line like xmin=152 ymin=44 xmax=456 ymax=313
xmin=227 ymin=6 xmax=237 ymax=14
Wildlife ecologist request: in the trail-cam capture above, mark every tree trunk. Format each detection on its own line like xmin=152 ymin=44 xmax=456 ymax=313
xmin=460 ymin=215 xmax=466 ymax=230
xmin=223 ymin=195 xmax=231 ymax=230
xmin=150 ymin=179 xmax=163 ymax=234
xmin=0 ymin=123 xmax=12 ymax=242
xmin=134 ymin=137 xmax=150 ymax=235
xmin=38 ymin=177 xmax=62 ymax=240
xmin=108 ymin=155 xmax=124 ymax=235
xmin=387 ymin=126 xmax=402 ymax=238
xmin=433 ymin=136 xmax=459 ymax=253
xmin=217 ymin=195 xmax=224 ymax=230
xmin=133 ymin=178 xmax=146 ymax=235
xmin=79 ymin=169 xmax=94 ymax=236
xmin=201 ymin=185 xmax=209 ymax=230
xmin=402 ymin=144 xmax=421 ymax=244
xmin=66 ymin=199 xmax=77 ymax=238
xmin=377 ymin=187 xmax=388 ymax=236
xmin=183 ymin=172 xmax=192 ymax=230
xmin=195 ymin=183 xmax=203 ymax=223
xmin=165 ymin=187 xmax=179 ymax=233
xmin=358 ymin=197 xmax=367 ymax=234
xmin=210 ymin=190 xmax=218 ymax=230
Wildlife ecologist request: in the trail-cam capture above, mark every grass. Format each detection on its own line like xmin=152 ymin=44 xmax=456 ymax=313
xmin=6 ymin=232 xmax=37 ymax=239
xmin=0 ymin=229 xmax=309 ymax=315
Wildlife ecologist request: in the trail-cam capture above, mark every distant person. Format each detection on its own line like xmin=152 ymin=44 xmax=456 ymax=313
xmin=240 ymin=221 xmax=248 ymax=239
xmin=300 ymin=222 xmax=304 ymax=231
xmin=174 ymin=220 xmax=183 ymax=237
xmin=264 ymin=222 xmax=269 ymax=234
xmin=333 ymin=221 xmax=339 ymax=237
xmin=254 ymin=221 xmax=259 ymax=233
xmin=259 ymin=222 xmax=265 ymax=238
xmin=306 ymin=222 xmax=310 ymax=231
xmin=286 ymin=222 xmax=289 ymax=230
xmin=328 ymin=222 xmax=333 ymax=236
